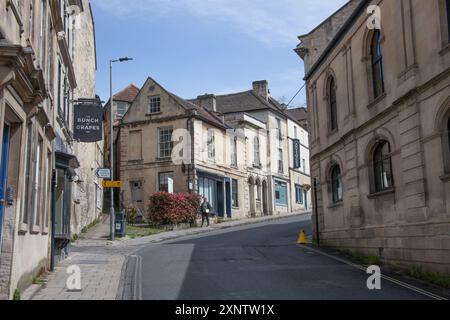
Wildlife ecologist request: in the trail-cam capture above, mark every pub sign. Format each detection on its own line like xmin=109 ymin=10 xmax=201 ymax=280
xmin=293 ymin=139 xmax=301 ymax=169
xmin=73 ymin=104 xmax=103 ymax=142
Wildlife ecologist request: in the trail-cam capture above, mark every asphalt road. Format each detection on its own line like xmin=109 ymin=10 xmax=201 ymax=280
xmin=135 ymin=215 xmax=438 ymax=300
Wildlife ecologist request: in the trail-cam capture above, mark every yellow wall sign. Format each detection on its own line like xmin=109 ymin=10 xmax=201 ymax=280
xmin=102 ymin=181 xmax=123 ymax=188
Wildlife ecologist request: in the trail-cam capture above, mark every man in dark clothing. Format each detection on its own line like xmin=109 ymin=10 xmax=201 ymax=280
xmin=200 ymin=197 xmax=212 ymax=227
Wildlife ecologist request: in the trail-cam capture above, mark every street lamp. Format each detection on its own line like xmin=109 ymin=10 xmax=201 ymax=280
xmin=109 ymin=57 xmax=133 ymax=241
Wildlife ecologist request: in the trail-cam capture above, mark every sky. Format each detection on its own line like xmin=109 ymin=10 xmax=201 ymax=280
xmin=91 ymin=0 xmax=348 ymax=108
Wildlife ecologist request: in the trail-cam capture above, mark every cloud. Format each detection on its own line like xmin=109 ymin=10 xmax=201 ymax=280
xmin=93 ymin=0 xmax=349 ymax=46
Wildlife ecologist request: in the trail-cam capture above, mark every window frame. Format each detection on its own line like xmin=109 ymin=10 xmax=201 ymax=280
xmin=372 ymin=141 xmax=395 ymax=193
xmin=158 ymin=127 xmax=173 ymax=159
xmin=207 ymin=128 xmax=215 ymax=161
xmin=331 ymin=165 xmax=343 ymax=204
xmin=278 ymin=148 xmax=284 ymax=173
xmin=328 ymin=76 xmax=338 ymax=132
xmin=295 ymin=184 xmax=304 ymax=204
xmin=159 ymin=172 xmax=174 ymax=193
xmin=148 ymin=95 xmax=161 ymax=114
xmin=253 ymin=136 xmax=261 ymax=166
xmin=274 ymin=180 xmax=288 ymax=206
xmin=232 ymin=179 xmax=239 ymax=208
xmin=371 ymin=30 xmax=385 ymax=99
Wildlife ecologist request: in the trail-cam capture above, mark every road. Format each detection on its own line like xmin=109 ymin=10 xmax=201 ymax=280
xmin=134 ymin=215 xmax=438 ymax=300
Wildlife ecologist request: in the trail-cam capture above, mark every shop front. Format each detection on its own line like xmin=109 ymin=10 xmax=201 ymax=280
xmin=197 ymin=170 xmax=232 ymax=218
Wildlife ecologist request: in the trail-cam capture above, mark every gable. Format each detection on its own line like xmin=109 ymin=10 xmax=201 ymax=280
xmin=121 ymin=78 xmax=187 ymax=124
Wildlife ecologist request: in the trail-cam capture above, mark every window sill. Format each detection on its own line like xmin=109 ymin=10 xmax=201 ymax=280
xmin=155 ymin=157 xmax=171 ymax=162
xmin=328 ymin=201 xmax=343 ymax=209
xmin=440 ymin=173 xmax=450 ymax=182
xmin=253 ymin=163 xmax=262 ymax=169
xmin=146 ymin=112 xmax=162 ymax=117
xmin=367 ymin=93 xmax=387 ymax=109
xmin=327 ymin=128 xmax=338 ymax=137
xmin=367 ymin=187 xmax=395 ymax=199
xmin=275 ymin=203 xmax=288 ymax=207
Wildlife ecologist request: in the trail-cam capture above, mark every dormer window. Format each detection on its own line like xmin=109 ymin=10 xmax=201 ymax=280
xmin=149 ymin=96 xmax=161 ymax=114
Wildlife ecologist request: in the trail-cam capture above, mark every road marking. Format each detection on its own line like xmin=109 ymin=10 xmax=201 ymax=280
xmin=130 ymin=255 xmax=143 ymax=300
xmin=297 ymin=244 xmax=447 ymax=301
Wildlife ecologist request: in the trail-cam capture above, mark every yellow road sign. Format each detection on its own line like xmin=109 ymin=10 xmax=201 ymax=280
xmin=102 ymin=181 xmax=123 ymax=188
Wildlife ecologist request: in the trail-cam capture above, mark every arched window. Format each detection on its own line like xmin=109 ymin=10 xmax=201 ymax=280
xmin=254 ymin=136 xmax=260 ymax=166
xmin=328 ymin=76 xmax=338 ymax=131
xmin=447 ymin=116 xmax=450 ymax=154
xmin=331 ymin=165 xmax=343 ymax=203
xmin=371 ymin=30 xmax=385 ymax=99
xmin=373 ymin=141 xmax=394 ymax=192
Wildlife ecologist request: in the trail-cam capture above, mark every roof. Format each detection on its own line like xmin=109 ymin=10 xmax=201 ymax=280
xmin=113 ymin=84 xmax=140 ymax=103
xmin=285 ymin=107 xmax=308 ymax=122
xmin=303 ymin=0 xmax=370 ymax=80
xmin=190 ymin=90 xmax=286 ymax=117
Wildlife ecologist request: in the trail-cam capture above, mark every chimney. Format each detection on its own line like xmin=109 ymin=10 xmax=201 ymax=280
xmin=252 ymin=80 xmax=269 ymax=101
xmin=197 ymin=94 xmax=216 ymax=112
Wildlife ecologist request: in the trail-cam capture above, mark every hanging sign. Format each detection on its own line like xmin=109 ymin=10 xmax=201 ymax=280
xmin=293 ymin=139 xmax=301 ymax=169
xmin=73 ymin=104 xmax=103 ymax=142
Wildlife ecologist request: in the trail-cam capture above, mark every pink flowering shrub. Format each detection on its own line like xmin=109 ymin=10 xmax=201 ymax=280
xmin=148 ymin=192 xmax=201 ymax=226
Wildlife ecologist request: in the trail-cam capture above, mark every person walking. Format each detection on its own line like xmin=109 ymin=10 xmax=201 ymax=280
xmin=200 ymin=197 xmax=212 ymax=227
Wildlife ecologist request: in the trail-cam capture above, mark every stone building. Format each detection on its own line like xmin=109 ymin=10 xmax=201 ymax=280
xmin=118 ymin=77 xmax=311 ymax=220
xmin=296 ymin=0 xmax=450 ymax=273
xmin=0 ymin=0 xmax=98 ymax=299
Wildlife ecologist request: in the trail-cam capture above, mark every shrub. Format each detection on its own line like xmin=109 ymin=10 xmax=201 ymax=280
xmin=148 ymin=192 xmax=201 ymax=226
xmin=126 ymin=204 xmax=139 ymax=224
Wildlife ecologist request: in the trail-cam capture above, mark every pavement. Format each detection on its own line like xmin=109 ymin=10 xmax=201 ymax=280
xmin=22 ymin=211 xmax=310 ymax=300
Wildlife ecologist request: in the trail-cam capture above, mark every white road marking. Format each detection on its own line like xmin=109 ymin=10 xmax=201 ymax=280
xmin=297 ymin=244 xmax=447 ymax=300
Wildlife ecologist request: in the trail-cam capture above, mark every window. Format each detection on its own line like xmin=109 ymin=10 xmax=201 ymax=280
xmin=373 ymin=141 xmax=394 ymax=192
xmin=159 ymin=172 xmax=174 ymax=193
xmin=198 ymin=176 xmax=217 ymax=212
xmin=232 ymin=179 xmax=239 ymax=207
xmin=302 ymin=159 xmax=306 ymax=173
xmin=278 ymin=148 xmax=284 ymax=173
xmin=231 ymin=137 xmax=237 ymax=167
xmin=294 ymin=126 xmax=298 ymax=139
xmin=43 ymin=151 xmax=51 ymax=230
xmin=207 ymin=129 xmax=215 ymax=160
xmin=96 ymin=184 xmax=102 ymax=209
xmin=328 ymin=76 xmax=338 ymax=131
xmin=447 ymin=0 xmax=450 ymax=42
xmin=149 ymin=96 xmax=161 ymax=114
xmin=22 ymin=122 xmax=33 ymax=225
xmin=116 ymin=102 xmax=127 ymax=119
xmin=39 ymin=0 xmax=47 ymax=68
xmin=331 ymin=165 xmax=343 ymax=203
xmin=275 ymin=181 xmax=288 ymax=205
xmin=254 ymin=136 xmax=260 ymax=166
xmin=29 ymin=3 xmax=34 ymax=41
xmin=371 ymin=30 xmax=385 ymax=99
xmin=447 ymin=116 xmax=450 ymax=153
xmin=295 ymin=185 xmax=304 ymax=204
xmin=276 ymin=118 xmax=282 ymax=140
xmin=32 ymin=138 xmax=43 ymax=227
xmin=158 ymin=127 xmax=173 ymax=159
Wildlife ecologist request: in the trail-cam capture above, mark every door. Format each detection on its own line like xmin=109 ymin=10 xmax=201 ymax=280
xmin=216 ymin=181 xmax=224 ymax=218
xmin=0 ymin=124 xmax=11 ymax=247
xmin=130 ymin=181 xmax=144 ymax=207
xmin=225 ymin=179 xmax=231 ymax=218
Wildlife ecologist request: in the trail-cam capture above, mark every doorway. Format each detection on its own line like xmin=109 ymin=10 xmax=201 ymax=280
xmin=262 ymin=180 xmax=268 ymax=216
xmin=225 ymin=179 xmax=231 ymax=218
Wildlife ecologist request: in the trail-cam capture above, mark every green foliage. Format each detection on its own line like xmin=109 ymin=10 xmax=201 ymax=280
xmin=350 ymin=251 xmax=381 ymax=266
xmin=32 ymin=277 xmax=46 ymax=286
xmin=126 ymin=224 xmax=164 ymax=239
xmin=13 ymin=289 xmax=20 ymax=300
xmin=408 ymin=266 xmax=450 ymax=289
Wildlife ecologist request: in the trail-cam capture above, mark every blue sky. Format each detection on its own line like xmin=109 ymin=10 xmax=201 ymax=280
xmin=92 ymin=0 xmax=348 ymax=108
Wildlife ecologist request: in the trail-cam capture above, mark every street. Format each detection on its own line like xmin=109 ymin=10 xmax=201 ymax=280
xmin=135 ymin=216 xmax=436 ymax=300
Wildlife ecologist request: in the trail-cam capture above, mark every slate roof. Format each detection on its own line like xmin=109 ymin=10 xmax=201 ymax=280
xmin=190 ymin=90 xmax=286 ymax=117
xmin=285 ymin=107 xmax=308 ymax=122
xmin=113 ymin=84 xmax=140 ymax=103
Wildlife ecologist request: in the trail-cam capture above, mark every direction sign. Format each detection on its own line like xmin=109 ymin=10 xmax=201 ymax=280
xmin=96 ymin=168 xmax=111 ymax=179
xmin=102 ymin=181 xmax=123 ymax=188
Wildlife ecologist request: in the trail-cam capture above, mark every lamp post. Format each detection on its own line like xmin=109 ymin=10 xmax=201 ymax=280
xmin=109 ymin=57 xmax=133 ymax=241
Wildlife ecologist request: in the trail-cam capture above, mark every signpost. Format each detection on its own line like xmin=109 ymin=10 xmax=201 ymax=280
xmin=102 ymin=181 xmax=123 ymax=188
xmin=95 ymin=168 xmax=111 ymax=179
